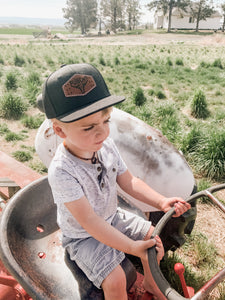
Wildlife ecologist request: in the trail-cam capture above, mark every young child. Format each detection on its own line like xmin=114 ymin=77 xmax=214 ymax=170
xmin=41 ymin=63 xmax=190 ymax=300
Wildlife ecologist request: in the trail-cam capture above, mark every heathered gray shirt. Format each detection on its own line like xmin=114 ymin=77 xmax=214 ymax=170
xmin=48 ymin=137 xmax=127 ymax=239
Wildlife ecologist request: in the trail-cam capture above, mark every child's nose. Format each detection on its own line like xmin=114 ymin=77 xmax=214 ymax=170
xmin=96 ymin=125 xmax=108 ymax=137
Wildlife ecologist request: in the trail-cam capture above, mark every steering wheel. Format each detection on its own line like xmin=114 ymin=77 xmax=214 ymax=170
xmin=148 ymin=183 xmax=225 ymax=300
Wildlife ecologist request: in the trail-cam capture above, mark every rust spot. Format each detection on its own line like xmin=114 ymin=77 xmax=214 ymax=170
xmin=44 ymin=127 xmax=55 ymax=139
xmin=38 ymin=252 xmax=46 ymax=259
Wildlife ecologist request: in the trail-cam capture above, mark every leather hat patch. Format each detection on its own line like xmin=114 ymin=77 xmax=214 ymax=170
xmin=63 ymin=74 xmax=96 ymax=97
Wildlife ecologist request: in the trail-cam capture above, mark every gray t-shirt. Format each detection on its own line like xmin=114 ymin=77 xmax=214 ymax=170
xmin=48 ymin=137 xmax=127 ymax=239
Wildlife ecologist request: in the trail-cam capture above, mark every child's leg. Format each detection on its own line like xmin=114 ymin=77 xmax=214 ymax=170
xmin=141 ymin=227 xmax=167 ymax=300
xmin=101 ymin=264 xmax=127 ymax=300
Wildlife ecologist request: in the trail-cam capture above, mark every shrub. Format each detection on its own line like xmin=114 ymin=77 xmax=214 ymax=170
xmin=21 ymin=114 xmax=45 ymax=129
xmin=0 ymin=123 xmax=9 ymax=135
xmin=114 ymin=56 xmax=120 ymax=65
xmin=29 ymin=161 xmax=48 ymax=174
xmin=198 ymin=130 xmax=225 ymax=180
xmin=0 ymin=93 xmax=26 ymax=119
xmin=166 ymin=57 xmax=173 ymax=66
xmin=24 ymin=81 xmax=40 ymax=106
xmin=44 ymin=56 xmax=55 ymax=67
xmin=14 ymin=54 xmax=25 ymax=67
xmin=155 ymin=90 xmax=166 ymax=99
xmin=212 ymin=58 xmax=223 ymax=69
xmin=181 ymin=125 xmax=203 ymax=154
xmin=12 ymin=151 xmax=32 ymax=162
xmin=148 ymin=89 xmax=155 ymax=96
xmin=133 ymin=87 xmax=147 ymax=106
xmin=26 ymin=71 xmax=41 ymax=86
xmin=200 ymin=61 xmax=210 ymax=68
xmin=99 ymin=54 xmax=106 ymax=66
xmin=175 ymin=58 xmax=184 ymax=66
xmin=5 ymin=72 xmax=18 ymax=91
xmin=5 ymin=131 xmax=25 ymax=142
xmin=0 ymin=56 xmax=4 ymax=65
xmin=191 ymin=90 xmax=209 ymax=119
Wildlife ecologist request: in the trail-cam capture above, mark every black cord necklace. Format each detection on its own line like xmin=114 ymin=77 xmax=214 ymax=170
xmin=75 ymin=151 xmax=98 ymax=164
xmin=63 ymin=141 xmax=98 ymax=164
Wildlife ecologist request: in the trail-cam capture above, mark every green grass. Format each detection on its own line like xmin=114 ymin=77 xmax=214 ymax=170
xmin=0 ymin=27 xmax=70 ymax=35
xmin=0 ymin=39 xmax=224 ymax=182
xmin=161 ymin=229 xmax=225 ymax=299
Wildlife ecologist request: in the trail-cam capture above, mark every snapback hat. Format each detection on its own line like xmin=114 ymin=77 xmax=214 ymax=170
xmin=40 ymin=63 xmax=125 ymax=122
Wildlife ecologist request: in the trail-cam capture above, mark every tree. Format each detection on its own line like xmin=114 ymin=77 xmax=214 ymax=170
xmin=190 ymin=0 xmax=216 ymax=32
xmin=221 ymin=3 xmax=225 ymax=32
xmin=63 ymin=0 xmax=98 ymax=34
xmin=100 ymin=0 xmax=126 ymax=32
xmin=147 ymin=0 xmax=190 ymax=32
xmin=126 ymin=0 xmax=141 ymax=30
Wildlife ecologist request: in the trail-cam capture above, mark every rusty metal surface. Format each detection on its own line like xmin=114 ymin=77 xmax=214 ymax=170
xmin=191 ymin=268 xmax=225 ymax=300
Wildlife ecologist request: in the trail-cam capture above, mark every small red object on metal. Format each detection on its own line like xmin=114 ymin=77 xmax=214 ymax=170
xmin=36 ymin=225 xmax=44 ymax=233
xmin=174 ymin=263 xmax=195 ymax=298
xmin=38 ymin=252 xmax=46 ymax=259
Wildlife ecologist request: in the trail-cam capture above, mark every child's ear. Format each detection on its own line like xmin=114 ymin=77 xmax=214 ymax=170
xmin=52 ymin=122 xmax=66 ymax=138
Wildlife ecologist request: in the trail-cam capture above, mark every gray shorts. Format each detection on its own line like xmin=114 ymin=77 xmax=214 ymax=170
xmin=62 ymin=207 xmax=151 ymax=289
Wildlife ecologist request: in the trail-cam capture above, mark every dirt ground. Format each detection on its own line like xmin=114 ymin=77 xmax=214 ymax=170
xmin=1 ymin=31 xmax=225 ymax=46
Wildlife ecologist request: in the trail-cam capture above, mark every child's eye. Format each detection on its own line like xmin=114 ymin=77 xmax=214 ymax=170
xmin=84 ymin=126 xmax=94 ymax=131
xmin=105 ymin=118 xmax=111 ymax=124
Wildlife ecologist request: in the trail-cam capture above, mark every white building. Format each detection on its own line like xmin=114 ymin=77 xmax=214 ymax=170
xmin=154 ymin=6 xmax=221 ymax=30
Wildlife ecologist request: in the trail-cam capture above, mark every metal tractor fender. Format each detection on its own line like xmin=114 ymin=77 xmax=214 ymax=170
xmin=35 ymin=107 xmax=196 ymax=213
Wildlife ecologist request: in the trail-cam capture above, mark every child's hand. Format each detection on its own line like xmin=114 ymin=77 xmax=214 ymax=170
xmin=161 ymin=197 xmax=191 ymax=217
xmin=155 ymin=235 xmax=164 ymax=263
xmin=131 ymin=238 xmax=156 ymax=261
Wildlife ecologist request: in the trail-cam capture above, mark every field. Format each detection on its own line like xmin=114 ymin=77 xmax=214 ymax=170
xmin=0 ymin=30 xmax=224 ymax=299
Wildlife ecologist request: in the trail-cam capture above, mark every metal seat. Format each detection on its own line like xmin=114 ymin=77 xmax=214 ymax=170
xmin=0 ymin=176 xmax=137 ymax=299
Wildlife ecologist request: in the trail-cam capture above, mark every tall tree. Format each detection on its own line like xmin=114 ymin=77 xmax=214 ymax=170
xmin=190 ymin=0 xmax=216 ymax=32
xmin=222 ymin=3 xmax=225 ymax=32
xmin=100 ymin=0 xmax=126 ymax=32
xmin=126 ymin=0 xmax=141 ymax=30
xmin=147 ymin=0 xmax=190 ymax=32
xmin=63 ymin=0 xmax=98 ymax=34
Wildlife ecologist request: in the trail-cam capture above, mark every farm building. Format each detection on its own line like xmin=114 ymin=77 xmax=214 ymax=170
xmin=154 ymin=6 xmax=221 ymax=30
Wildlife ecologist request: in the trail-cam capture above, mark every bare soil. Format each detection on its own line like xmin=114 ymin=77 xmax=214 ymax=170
xmin=1 ymin=31 xmax=225 ymax=46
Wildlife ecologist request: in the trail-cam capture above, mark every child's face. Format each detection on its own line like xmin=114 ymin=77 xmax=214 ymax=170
xmin=60 ymin=110 xmax=111 ymax=154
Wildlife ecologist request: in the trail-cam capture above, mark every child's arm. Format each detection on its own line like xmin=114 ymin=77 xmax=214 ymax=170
xmin=117 ymin=170 xmax=191 ymax=217
xmin=64 ymin=196 xmax=156 ymax=261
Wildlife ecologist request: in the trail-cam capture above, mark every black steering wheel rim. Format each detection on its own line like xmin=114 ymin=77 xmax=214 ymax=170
xmin=148 ymin=184 xmax=225 ymax=300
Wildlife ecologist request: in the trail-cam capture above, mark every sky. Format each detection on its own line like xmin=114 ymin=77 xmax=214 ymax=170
xmin=0 ymin=0 xmax=67 ymax=19
xmin=0 ymin=0 xmax=151 ymax=21
xmin=0 ymin=0 xmax=222 ymax=22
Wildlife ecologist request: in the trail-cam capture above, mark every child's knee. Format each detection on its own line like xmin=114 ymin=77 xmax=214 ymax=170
xmin=102 ymin=265 xmax=126 ymax=296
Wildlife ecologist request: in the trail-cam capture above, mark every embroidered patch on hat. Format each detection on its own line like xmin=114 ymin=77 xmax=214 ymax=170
xmin=62 ymin=74 xmax=96 ymax=97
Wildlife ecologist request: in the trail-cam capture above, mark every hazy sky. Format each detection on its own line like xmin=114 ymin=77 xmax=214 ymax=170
xmin=0 ymin=0 xmax=67 ymax=19
xmin=0 ymin=0 xmax=151 ymax=19
xmin=0 ymin=0 xmax=221 ymax=22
